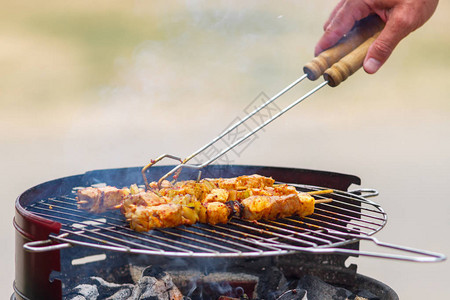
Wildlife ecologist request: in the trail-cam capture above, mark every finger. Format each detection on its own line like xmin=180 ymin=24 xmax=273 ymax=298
xmin=363 ymin=10 xmax=415 ymax=73
xmin=315 ymin=11 xmax=355 ymax=56
xmin=315 ymin=1 xmax=372 ymax=55
xmin=323 ymin=0 xmax=346 ymax=30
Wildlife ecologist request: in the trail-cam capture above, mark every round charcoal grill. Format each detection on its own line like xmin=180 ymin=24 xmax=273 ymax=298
xmin=18 ymin=165 xmax=444 ymax=261
xmin=14 ymin=165 xmax=446 ymax=300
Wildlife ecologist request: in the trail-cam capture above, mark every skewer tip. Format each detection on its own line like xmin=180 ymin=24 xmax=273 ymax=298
xmin=314 ymin=198 xmax=333 ymax=204
xmin=308 ymin=189 xmax=334 ymax=195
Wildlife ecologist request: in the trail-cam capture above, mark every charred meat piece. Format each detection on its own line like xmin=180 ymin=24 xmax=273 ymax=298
xmin=158 ymin=180 xmax=215 ymax=202
xmin=76 ymin=186 xmax=130 ymax=213
xmin=207 ymin=174 xmax=275 ymax=190
xmin=203 ymin=201 xmax=233 ymax=225
xmin=129 ymin=204 xmax=184 ymax=232
xmin=127 ymin=201 xmax=237 ymax=231
xmin=203 ymin=189 xmax=230 ymax=203
xmin=121 ymin=191 xmax=167 ymax=214
xmin=237 ymin=174 xmax=275 ymax=188
xmin=241 ymin=193 xmax=315 ymax=221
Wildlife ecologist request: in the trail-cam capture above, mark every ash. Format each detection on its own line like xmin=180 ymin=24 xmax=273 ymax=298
xmin=66 ymin=266 xmax=184 ymax=300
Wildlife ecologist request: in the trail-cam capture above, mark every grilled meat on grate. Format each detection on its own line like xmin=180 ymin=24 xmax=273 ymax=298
xmin=76 ymin=174 xmax=316 ymax=231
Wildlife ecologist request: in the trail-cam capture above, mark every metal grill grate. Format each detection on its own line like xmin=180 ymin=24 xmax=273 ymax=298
xmin=24 ymin=182 xmax=387 ymax=257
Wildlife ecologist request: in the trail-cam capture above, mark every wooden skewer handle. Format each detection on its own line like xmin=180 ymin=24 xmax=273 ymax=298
xmin=303 ymin=15 xmax=384 ymax=81
xmin=324 ymin=31 xmax=380 ymax=87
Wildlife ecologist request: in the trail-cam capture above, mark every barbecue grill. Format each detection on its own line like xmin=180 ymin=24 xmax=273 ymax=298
xmin=14 ymin=165 xmax=445 ymax=299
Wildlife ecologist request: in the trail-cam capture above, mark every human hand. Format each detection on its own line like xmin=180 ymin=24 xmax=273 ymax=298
xmin=315 ymin=0 xmax=439 ymax=74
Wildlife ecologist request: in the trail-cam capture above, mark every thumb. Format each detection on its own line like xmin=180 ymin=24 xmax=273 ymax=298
xmin=363 ymin=35 xmax=394 ymax=74
xmin=363 ymin=10 xmax=414 ymax=74
xmin=364 ymin=12 xmax=414 ymax=74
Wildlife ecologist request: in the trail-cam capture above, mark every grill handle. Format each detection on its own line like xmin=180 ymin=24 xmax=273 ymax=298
xmin=23 ymin=233 xmax=131 ymax=253
xmin=274 ymin=234 xmax=446 ymax=263
xmin=23 ymin=237 xmax=72 ymax=253
xmin=349 ymin=188 xmax=379 ymax=198
xmin=24 ymin=233 xmax=446 ymax=262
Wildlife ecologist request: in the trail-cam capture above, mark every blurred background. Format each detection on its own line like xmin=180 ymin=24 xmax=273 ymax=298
xmin=2 ymin=0 xmax=449 ymax=298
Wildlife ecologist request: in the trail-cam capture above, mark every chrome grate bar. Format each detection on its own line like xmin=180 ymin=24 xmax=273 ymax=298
xmin=265 ymin=219 xmax=346 ymax=244
xmin=173 ymin=227 xmax=266 ymax=253
xmin=188 ymin=226 xmax=281 ymax=252
xmin=315 ymin=203 xmax=386 ymax=222
xmin=223 ymin=220 xmax=319 ymax=247
xmin=31 ymin=201 xmax=282 ymax=254
xmin=32 ymin=209 xmax=192 ymax=253
xmin=314 ymin=207 xmax=384 ymax=227
xmin=31 ymin=205 xmax=228 ymax=253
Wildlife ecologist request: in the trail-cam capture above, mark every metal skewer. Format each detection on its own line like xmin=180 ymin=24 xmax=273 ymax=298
xmin=185 ymin=74 xmax=308 ymax=159
xmin=142 ymin=15 xmax=385 ymax=189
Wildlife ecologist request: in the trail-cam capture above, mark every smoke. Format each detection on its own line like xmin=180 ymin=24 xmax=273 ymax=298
xmin=104 ymin=0 xmax=296 ymax=105
xmin=63 ymin=1 xmax=327 ymax=171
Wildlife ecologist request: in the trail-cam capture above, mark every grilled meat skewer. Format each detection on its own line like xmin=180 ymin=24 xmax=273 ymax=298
xmin=76 ymin=186 xmax=131 ymax=213
xmin=126 ymin=201 xmax=241 ymax=232
xmin=241 ymin=193 xmax=315 ymax=220
xmin=76 ymin=175 xmax=278 ymax=213
xmin=125 ymin=193 xmax=314 ymax=232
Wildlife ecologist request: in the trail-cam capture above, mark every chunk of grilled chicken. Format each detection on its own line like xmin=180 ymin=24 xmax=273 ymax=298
xmin=121 ymin=190 xmax=167 ymax=215
xmin=241 ymin=193 xmax=315 ymax=221
xmin=127 ymin=201 xmax=239 ymax=232
xmin=200 ymin=201 xmax=240 ymax=225
xmin=129 ymin=204 xmax=184 ymax=232
xmin=76 ymin=186 xmax=131 ymax=213
xmin=203 ymin=189 xmax=230 ymax=203
xmin=206 ymin=174 xmax=275 ymax=190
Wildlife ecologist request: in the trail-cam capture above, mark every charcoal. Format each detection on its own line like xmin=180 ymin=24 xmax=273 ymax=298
xmin=104 ymin=287 xmax=134 ymax=299
xmin=138 ymin=272 xmax=183 ymax=299
xmin=66 ymin=262 xmax=386 ymax=300
xmin=130 ymin=276 xmax=157 ymax=299
xmin=91 ymin=276 xmax=127 ymax=289
xmin=275 ymin=289 xmax=307 ymax=300
xmin=142 ymin=265 xmax=166 ymax=279
xmin=71 ymin=284 xmax=99 ymax=299
xmin=68 ymin=266 xmax=184 ymax=300
xmin=166 ymin=270 xmax=257 ymax=299
xmin=127 ymin=266 xmax=184 ymax=300
xmin=256 ymin=266 xmax=287 ymax=299
xmin=68 ymin=280 xmax=134 ymax=300
xmin=66 ymin=296 xmax=88 ymax=300
xmin=351 ymin=289 xmax=380 ymax=300
xmin=297 ymin=275 xmax=353 ymax=300
xmin=90 ymin=276 xmax=134 ymax=298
